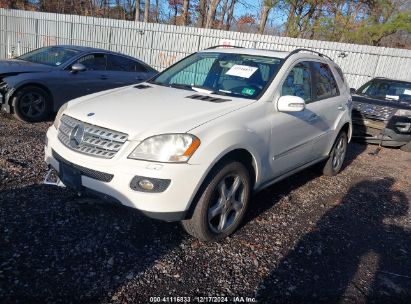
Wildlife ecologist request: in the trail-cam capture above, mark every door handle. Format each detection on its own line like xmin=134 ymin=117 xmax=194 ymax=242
xmin=308 ymin=114 xmax=318 ymax=122
xmin=100 ymin=75 xmax=108 ymax=80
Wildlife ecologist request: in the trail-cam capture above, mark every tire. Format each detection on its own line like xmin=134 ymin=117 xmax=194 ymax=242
xmin=400 ymin=141 xmax=411 ymax=152
xmin=321 ymin=131 xmax=348 ymax=176
xmin=12 ymin=86 xmax=52 ymax=122
xmin=181 ymin=161 xmax=251 ymax=241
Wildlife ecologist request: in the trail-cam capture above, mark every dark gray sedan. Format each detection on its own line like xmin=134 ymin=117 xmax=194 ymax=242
xmin=0 ymin=45 xmax=157 ymax=122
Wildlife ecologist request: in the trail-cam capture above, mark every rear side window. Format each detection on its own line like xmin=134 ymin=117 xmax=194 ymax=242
xmin=312 ymin=62 xmax=339 ymax=99
xmin=282 ymin=61 xmax=312 ymax=102
xmin=107 ymin=55 xmax=148 ymax=72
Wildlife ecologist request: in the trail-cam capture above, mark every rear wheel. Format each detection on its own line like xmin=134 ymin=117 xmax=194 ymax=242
xmin=321 ymin=131 xmax=348 ymax=176
xmin=400 ymin=141 xmax=411 ymax=152
xmin=12 ymin=86 xmax=52 ymax=122
xmin=181 ymin=161 xmax=251 ymax=241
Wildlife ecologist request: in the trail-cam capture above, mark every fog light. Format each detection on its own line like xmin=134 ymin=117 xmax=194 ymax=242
xmin=130 ymin=176 xmax=171 ymax=193
xmin=139 ymin=179 xmax=154 ymax=190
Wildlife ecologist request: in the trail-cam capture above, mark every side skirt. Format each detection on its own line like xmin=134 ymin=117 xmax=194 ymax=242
xmin=255 ymin=156 xmax=328 ymax=193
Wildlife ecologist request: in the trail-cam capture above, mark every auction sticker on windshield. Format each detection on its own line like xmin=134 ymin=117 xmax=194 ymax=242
xmin=226 ymin=65 xmax=258 ymax=78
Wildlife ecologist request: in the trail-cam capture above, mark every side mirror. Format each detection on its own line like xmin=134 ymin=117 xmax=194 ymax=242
xmin=71 ymin=63 xmax=86 ymax=73
xmin=350 ymin=88 xmax=356 ymax=94
xmin=277 ymin=95 xmax=305 ymax=112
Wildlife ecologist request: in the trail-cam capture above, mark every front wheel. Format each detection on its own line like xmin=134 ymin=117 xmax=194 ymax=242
xmin=181 ymin=161 xmax=251 ymax=241
xmin=12 ymin=86 xmax=52 ymax=122
xmin=321 ymin=131 xmax=348 ymax=176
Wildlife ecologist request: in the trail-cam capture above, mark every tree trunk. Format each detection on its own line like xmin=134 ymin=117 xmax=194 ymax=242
xmin=224 ymin=0 xmax=236 ymax=30
xmin=144 ymin=0 xmax=150 ymax=22
xmin=135 ymin=0 xmax=140 ymax=21
xmin=196 ymin=0 xmax=207 ymax=27
xmin=258 ymin=5 xmax=271 ymax=34
xmin=155 ymin=0 xmax=159 ymax=23
xmin=205 ymin=0 xmax=220 ymax=29
xmin=218 ymin=0 xmax=229 ymax=29
xmin=182 ymin=0 xmax=190 ymax=26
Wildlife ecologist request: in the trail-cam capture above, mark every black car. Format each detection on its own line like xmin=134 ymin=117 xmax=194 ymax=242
xmin=351 ymin=77 xmax=411 ymax=152
xmin=0 ymin=45 xmax=157 ymax=122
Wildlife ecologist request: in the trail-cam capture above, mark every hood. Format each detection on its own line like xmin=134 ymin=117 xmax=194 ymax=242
xmin=352 ymin=94 xmax=411 ymax=110
xmin=64 ymin=84 xmax=254 ymax=140
xmin=0 ymin=59 xmax=53 ymax=75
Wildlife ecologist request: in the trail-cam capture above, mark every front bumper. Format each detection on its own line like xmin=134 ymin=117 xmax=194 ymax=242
xmin=352 ymin=117 xmax=411 ymax=147
xmin=0 ymin=93 xmax=11 ymax=113
xmin=44 ymin=126 xmax=208 ymax=221
xmin=0 ymin=82 xmax=12 ymax=113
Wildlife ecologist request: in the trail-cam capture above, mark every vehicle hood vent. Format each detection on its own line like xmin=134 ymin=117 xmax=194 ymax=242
xmin=134 ymin=84 xmax=152 ymax=89
xmin=186 ymin=94 xmax=231 ymax=103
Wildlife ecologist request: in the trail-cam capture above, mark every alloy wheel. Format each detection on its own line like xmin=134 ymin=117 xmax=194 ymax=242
xmin=19 ymin=92 xmax=46 ymax=119
xmin=208 ymin=174 xmax=246 ymax=233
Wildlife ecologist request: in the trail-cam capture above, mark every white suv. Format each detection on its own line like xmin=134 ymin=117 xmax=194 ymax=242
xmin=45 ymin=47 xmax=352 ymax=241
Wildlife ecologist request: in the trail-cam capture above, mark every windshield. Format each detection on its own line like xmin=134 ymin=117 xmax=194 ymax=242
xmin=150 ymin=52 xmax=282 ymax=99
xmin=358 ymin=80 xmax=411 ymax=103
xmin=18 ymin=46 xmax=81 ymax=67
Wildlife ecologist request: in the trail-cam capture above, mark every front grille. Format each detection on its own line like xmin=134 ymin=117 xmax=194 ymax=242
xmin=353 ymin=102 xmax=397 ymax=121
xmin=58 ymin=115 xmax=128 ymax=159
xmin=52 ymin=150 xmax=114 ymax=182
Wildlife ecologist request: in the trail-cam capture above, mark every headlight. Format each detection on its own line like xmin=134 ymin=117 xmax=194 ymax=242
xmin=53 ymin=103 xmax=68 ymax=129
xmin=396 ymin=109 xmax=411 ymax=117
xmin=128 ymin=134 xmax=200 ymax=163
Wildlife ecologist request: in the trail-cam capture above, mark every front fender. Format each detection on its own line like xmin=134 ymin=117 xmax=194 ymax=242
xmin=189 ymin=127 xmax=270 ymax=189
xmin=1 ymin=73 xmax=52 ymax=106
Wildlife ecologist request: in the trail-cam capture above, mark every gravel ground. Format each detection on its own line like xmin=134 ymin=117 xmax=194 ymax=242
xmin=1 ymin=112 xmax=411 ymax=304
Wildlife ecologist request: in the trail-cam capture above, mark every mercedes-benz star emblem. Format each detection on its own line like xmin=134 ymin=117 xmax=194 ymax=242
xmin=69 ymin=124 xmax=85 ymax=148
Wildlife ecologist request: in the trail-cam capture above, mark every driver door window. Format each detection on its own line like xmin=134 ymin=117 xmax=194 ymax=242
xmin=77 ymin=53 xmax=107 ymax=71
xmin=282 ymin=62 xmax=312 ymax=102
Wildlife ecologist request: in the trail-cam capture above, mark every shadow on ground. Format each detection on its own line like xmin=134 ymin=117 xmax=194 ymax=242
xmin=256 ymin=177 xmax=411 ymax=303
xmin=243 ymin=141 xmax=367 ymax=226
xmin=0 ymin=184 xmax=184 ymax=303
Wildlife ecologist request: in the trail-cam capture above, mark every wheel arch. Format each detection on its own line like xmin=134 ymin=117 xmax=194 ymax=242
xmin=341 ymin=121 xmax=351 ymax=142
xmin=9 ymin=82 xmax=54 ymax=112
xmin=184 ymin=147 xmax=258 ymax=220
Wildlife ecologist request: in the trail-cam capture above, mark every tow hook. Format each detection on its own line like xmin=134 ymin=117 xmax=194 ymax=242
xmin=43 ymin=166 xmax=65 ymax=187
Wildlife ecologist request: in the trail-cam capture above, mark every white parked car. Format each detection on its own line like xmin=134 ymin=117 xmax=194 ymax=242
xmin=45 ymin=47 xmax=352 ymax=241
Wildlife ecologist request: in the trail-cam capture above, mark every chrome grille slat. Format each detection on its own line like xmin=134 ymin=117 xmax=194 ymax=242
xmin=58 ymin=115 xmax=128 ymax=159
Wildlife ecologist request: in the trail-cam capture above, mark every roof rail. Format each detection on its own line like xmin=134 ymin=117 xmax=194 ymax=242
xmin=205 ymin=45 xmax=244 ymax=50
xmin=286 ymin=48 xmax=333 ymax=61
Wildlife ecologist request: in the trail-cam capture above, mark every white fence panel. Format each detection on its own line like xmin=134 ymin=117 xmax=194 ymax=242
xmin=1 ymin=8 xmax=411 ymax=88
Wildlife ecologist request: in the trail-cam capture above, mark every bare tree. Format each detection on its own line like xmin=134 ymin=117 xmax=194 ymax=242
xmin=196 ymin=0 xmax=207 ymax=27
xmin=154 ymin=0 xmax=159 ymax=22
xmin=182 ymin=0 xmax=189 ymax=25
xmin=205 ymin=0 xmax=220 ymax=28
xmin=144 ymin=0 xmax=150 ymax=22
xmin=218 ymin=0 xmax=229 ymax=29
xmin=224 ymin=0 xmax=236 ymax=30
xmin=135 ymin=0 xmax=140 ymax=21
xmin=258 ymin=0 xmax=278 ymax=34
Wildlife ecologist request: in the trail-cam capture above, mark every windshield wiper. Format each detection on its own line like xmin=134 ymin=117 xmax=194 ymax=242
xmin=168 ymin=83 xmax=193 ymax=90
xmin=149 ymin=82 xmax=230 ymax=96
